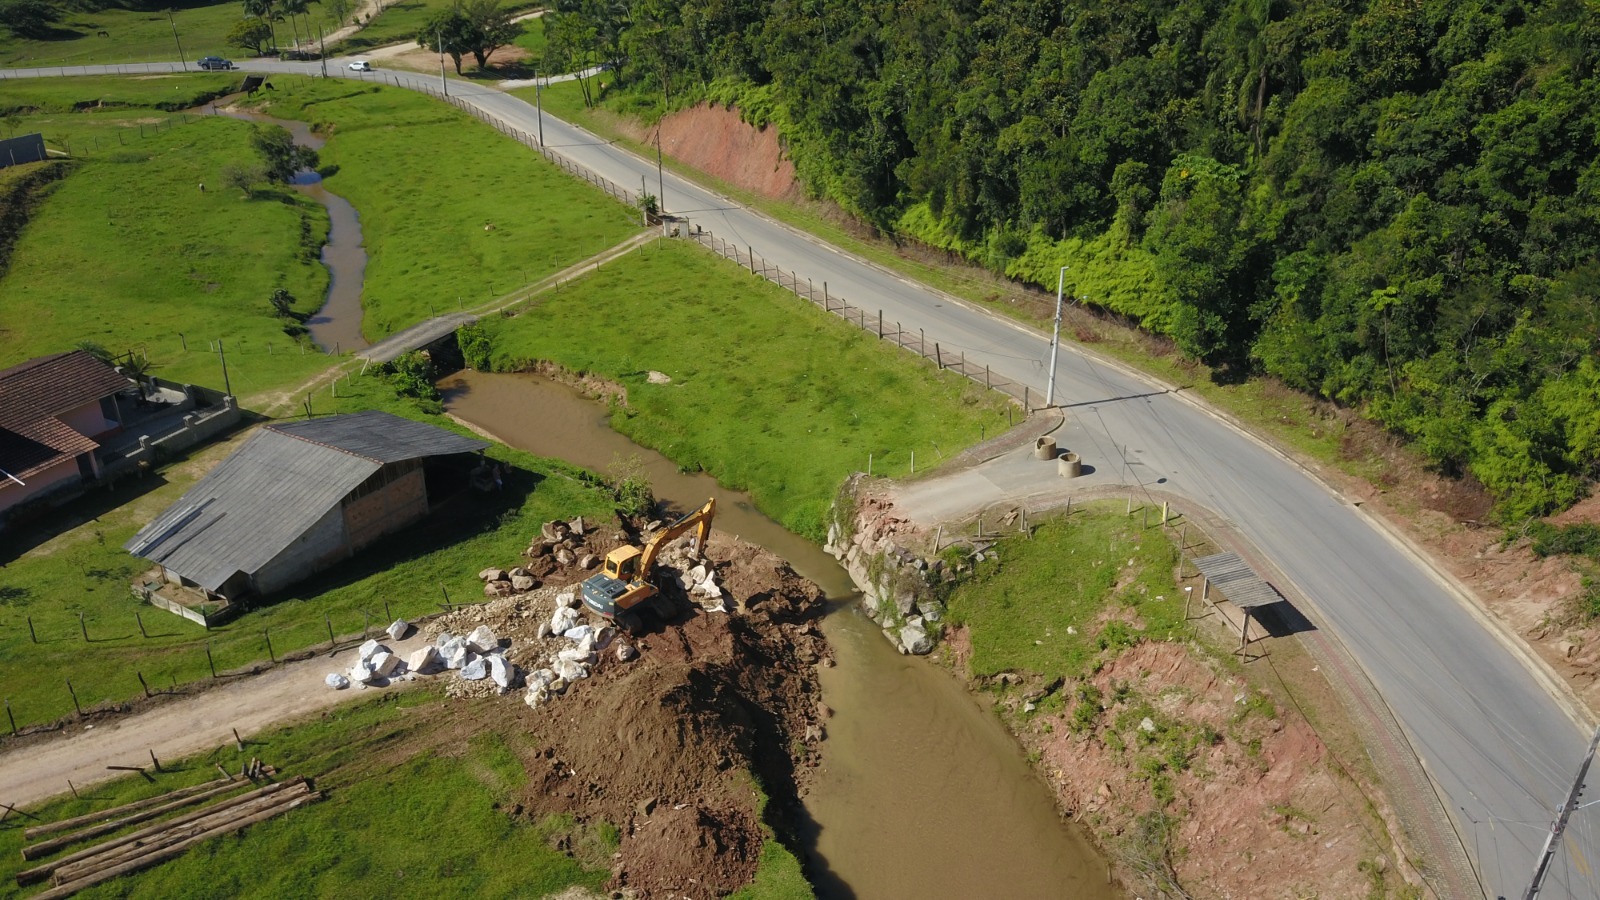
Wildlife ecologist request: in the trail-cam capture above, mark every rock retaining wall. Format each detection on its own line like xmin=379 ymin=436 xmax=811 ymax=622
xmin=824 ymin=474 xmax=954 ymax=655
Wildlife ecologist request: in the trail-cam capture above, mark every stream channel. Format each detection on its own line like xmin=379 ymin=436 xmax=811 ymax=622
xmin=440 ymin=369 xmax=1116 ymax=898
xmin=208 ymin=102 xmax=369 ymax=353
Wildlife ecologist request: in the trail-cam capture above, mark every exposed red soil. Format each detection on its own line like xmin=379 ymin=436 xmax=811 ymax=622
xmin=650 ymin=104 xmax=799 ymax=201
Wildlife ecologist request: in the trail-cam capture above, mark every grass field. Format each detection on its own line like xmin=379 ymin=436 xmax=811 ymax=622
xmin=944 ymin=504 xmax=1187 ymax=681
xmin=0 ymin=692 xmax=614 ymax=897
xmin=249 ymin=78 xmax=641 ymax=339
xmin=0 ymin=73 xmax=241 ymax=114
xmin=0 ymin=0 xmax=253 ymax=68
xmin=0 ymin=77 xmax=334 ymax=396
xmin=472 ymin=239 xmax=1013 ymax=541
xmin=0 ymin=373 xmax=618 ymax=729
xmin=331 ymin=0 xmax=540 ymax=54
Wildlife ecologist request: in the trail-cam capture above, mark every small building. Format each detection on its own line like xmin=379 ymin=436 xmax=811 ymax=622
xmin=0 ymin=350 xmax=133 ymax=520
xmin=125 ymin=410 xmax=488 ymax=603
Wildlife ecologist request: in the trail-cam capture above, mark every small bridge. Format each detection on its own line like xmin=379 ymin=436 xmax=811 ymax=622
xmin=357 ymin=313 xmax=478 ymax=366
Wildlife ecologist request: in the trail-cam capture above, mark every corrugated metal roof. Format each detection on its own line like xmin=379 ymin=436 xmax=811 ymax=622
xmin=1193 ymin=552 xmax=1283 ymax=610
xmin=268 ymin=410 xmax=486 ymax=463
xmin=125 ymin=411 xmax=486 ymax=592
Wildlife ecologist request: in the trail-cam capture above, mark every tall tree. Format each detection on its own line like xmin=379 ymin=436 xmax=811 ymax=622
xmin=463 ymin=0 xmax=523 ymax=70
xmin=419 ymin=6 xmax=473 ymax=74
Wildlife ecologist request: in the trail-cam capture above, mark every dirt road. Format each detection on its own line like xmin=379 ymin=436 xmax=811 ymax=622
xmin=0 ymin=632 xmax=427 ymax=809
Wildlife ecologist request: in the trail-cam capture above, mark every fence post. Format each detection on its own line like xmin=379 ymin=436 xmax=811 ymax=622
xmin=66 ymin=679 xmax=81 ymax=716
xmin=748 ymin=246 xmax=756 ymax=274
xmin=5 ymin=698 xmax=16 ymax=735
xmin=878 ymin=310 xmax=883 ymax=338
xmin=935 ymin=343 xmax=943 ymax=369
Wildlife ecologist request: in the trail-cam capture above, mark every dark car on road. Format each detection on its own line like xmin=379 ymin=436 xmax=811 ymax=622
xmin=197 ymin=56 xmax=234 ymax=70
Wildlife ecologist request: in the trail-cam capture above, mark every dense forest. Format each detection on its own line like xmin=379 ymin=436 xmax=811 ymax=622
xmin=546 ymin=0 xmax=1600 ymax=520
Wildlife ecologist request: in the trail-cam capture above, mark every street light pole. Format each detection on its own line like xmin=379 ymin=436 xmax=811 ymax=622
xmin=1046 ymin=265 xmax=1067 ymax=407
xmin=167 ymin=10 xmax=188 ymax=71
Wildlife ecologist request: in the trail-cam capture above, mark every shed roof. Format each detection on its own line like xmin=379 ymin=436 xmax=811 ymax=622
xmin=0 ymin=351 xmax=130 ymax=485
xmin=125 ymin=411 xmax=485 ymax=592
xmin=1193 ymin=552 xmax=1284 ymax=610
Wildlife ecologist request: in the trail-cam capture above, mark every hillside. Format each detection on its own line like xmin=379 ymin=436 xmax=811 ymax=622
xmin=552 ymin=0 xmax=1600 ymax=521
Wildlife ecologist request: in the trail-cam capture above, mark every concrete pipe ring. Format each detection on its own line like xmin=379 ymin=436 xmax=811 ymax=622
xmin=1034 ymin=436 xmax=1058 ymax=460
xmin=1058 ymin=452 xmax=1082 ymax=478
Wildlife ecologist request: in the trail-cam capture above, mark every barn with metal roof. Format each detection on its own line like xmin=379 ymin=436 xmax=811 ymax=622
xmin=126 ymin=410 xmax=487 ymax=601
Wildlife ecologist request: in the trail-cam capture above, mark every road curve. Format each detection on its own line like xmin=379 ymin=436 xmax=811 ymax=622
xmin=3 ymin=58 xmax=1595 ymax=898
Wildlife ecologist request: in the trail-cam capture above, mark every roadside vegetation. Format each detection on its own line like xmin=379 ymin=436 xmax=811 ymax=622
xmin=247 ymin=77 xmax=641 ymax=339
xmin=462 ymin=238 xmax=1013 ymax=541
xmin=0 ymin=373 xmax=617 ymax=729
xmin=532 ymin=1 xmax=1600 ymax=525
xmin=0 ymin=692 xmax=614 ymax=897
xmin=0 ymin=77 xmax=333 ymax=394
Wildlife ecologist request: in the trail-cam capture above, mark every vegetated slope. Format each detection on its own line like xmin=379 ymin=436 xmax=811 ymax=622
xmin=556 ymin=0 xmax=1600 ymax=520
xmin=0 ymin=0 xmax=249 ymax=67
xmin=0 ymin=161 xmax=69 ymax=282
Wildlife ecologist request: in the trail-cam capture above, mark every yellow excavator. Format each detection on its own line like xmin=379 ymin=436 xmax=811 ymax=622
xmin=581 ymin=498 xmax=715 ymax=632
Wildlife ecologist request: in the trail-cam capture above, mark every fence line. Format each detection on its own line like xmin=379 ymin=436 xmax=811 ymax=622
xmin=685 ymin=227 xmax=1032 ymax=409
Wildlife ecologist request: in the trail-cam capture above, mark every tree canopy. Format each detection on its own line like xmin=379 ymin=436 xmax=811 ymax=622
xmin=556 ymin=0 xmax=1600 ymax=520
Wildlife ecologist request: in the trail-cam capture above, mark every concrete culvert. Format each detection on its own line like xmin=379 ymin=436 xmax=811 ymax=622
xmin=1034 ymin=436 xmax=1057 ymax=460
xmin=1058 ymin=452 xmax=1081 ymax=478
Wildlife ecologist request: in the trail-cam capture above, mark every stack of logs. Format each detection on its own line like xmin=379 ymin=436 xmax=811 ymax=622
xmin=15 ymin=773 xmax=321 ymax=897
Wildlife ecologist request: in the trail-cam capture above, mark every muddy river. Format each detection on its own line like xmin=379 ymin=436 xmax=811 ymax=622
xmin=207 ymin=103 xmax=369 ymax=353
xmin=440 ymin=369 xmax=1115 ymax=899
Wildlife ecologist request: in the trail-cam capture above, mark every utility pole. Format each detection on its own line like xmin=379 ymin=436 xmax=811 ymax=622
xmin=1046 ymin=265 xmax=1067 ymax=407
xmin=318 ymin=24 xmax=327 ymax=78
xmin=1524 ymin=725 xmax=1600 ymax=899
xmin=167 ymin=10 xmax=188 ymax=71
xmin=217 ymin=339 xmax=232 ymax=399
xmin=655 ymin=125 xmax=666 ymax=216
xmin=534 ymin=67 xmax=544 ymax=146
xmin=437 ymin=30 xmax=447 ymax=96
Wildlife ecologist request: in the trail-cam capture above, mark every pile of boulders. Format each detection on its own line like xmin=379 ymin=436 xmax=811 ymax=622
xmin=523 ymin=590 xmax=637 ymax=708
xmin=324 ymin=618 xmax=522 ymax=696
xmin=477 ymin=517 xmax=602 ymax=598
xmin=652 ymin=534 xmax=729 ymax=612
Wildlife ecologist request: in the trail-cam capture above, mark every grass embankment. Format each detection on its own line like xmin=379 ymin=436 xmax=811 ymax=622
xmin=249 ymin=77 xmax=641 ymax=339
xmin=0 ymin=692 xmax=614 ymax=897
xmin=0 ymin=373 xmax=617 ymax=728
xmin=0 ymin=74 xmax=240 ymax=115
xmin=471 ymin=238 xmax=1013 ymax=540
xmin=0 ymin=0 xmax=248 ymax=68
xmin=0 ymin=77 xmax=334 ymax=395
xmin=522 ymin=80 xmax=1383 ymax=486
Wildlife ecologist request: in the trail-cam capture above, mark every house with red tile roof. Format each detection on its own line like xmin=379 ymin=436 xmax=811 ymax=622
xmin=0 ymin=350 xmax=133 ymax=521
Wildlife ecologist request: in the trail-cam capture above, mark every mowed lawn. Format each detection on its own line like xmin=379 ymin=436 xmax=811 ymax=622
xmin=251 ymin=78 xmax=642 ymax=338
xmin=0 ymin=0 xmax=252 ymax=68
xmin=0 ymin=693 xmax=614 ymax=898
xmin=0 ymin=79 xmax=333 ymax=396
xmin=0 ymin=375 xmax=618 ymax=729
xmin=475 ymin=239 xmax=1014 ymax=540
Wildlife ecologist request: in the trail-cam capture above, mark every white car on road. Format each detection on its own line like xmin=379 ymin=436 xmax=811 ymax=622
xmin=347 ymin=60 xmax=372 ymax=72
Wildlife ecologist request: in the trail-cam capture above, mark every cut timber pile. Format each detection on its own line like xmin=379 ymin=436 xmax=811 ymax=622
xmin=16 ymin=776 xmax=322 ymax=898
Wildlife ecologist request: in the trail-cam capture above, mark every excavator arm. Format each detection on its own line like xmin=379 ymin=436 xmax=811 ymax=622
xmin=637 ymin=498 xmax=716 ymax=575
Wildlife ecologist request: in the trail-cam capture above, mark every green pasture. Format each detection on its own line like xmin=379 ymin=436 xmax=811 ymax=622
xmin=471 ymin=238 xmax=1014 ymax=541
xmin=249 ymin=77 xmax=641 ymax=339
xmin=0 ymin=0 xmax=252 ymax=68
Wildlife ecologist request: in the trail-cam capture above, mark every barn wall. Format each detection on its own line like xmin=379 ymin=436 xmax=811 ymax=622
xmin=252 ymin=502 xmax=350 ymax=596
xmin=343 ymin=465 xmax=427 ymax=553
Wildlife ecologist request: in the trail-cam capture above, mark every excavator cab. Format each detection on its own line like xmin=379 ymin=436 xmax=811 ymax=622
xmin=602 ymin=545 xmax=643 ymax=582
xmin=579 ymin=499 xmax=716 ymax=630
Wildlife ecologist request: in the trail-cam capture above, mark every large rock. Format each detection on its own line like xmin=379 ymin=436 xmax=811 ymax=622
xmin=408 ymin=645 xmax=441 ymax=674
xmin=899 ymin=623 xmax=934 ymax=655
xmin=486 ymin=655 xmax=513 ymax=689
xmin=357 ymin=639 xmax=385 ymax=661
xmin=385 ymin=619 xmax=411 ymax=641
xmin=527 ymin=554 xmax=558 ymax=577
xmin=615 ymin=641 xmax=638 ymax=662
xmin=370 ymin=650 xmax=401 ymax=677
xmin=460 ymin=657 xmax=489 ymax=681
xmin=467 ymin=624 xmax=499 ymax=653
xmin=478 ymin=567 xmax=507 ymax=582
xmin=551 ymin=606 xmax=581 ymax=634
xmin=511 ymin=574 xmax=537 ymax=591
xmin=541 ymin=520 xmax=570 ymax=542
xmin=484 ymin=581 xmax=513 ymax=598
xmin=894 ymin=585 xmax=918 ymax=617
xmin=555 ymin=547 xmax=577 ymax=567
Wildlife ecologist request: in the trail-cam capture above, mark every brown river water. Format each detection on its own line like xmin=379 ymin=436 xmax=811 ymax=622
xmin=440 ymin=369 xmax=1115 ymax=899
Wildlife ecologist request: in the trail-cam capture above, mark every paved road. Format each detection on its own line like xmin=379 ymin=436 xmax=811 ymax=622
xmin=5 ymin=58 xmax=1597 ymax=898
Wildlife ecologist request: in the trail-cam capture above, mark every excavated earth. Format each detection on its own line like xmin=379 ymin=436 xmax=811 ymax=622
xmin=426 ymin=525 xmax=831 ymax=898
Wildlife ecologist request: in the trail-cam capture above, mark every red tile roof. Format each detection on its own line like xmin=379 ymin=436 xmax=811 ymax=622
xmin=0 ymin=351 xmax=131 ymax=486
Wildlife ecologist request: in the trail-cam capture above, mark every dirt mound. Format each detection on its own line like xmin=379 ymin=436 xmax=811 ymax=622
xmin=429 ymin=530 xmax=830 ymax=897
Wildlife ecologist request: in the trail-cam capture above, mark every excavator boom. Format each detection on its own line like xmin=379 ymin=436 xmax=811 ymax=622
xmin=580 ymin=498 xmax=716 ymax=624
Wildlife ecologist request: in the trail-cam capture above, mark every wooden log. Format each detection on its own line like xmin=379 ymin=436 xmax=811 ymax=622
xmin=34 ymin=790 xmax=322 ymax=899
xmin=50 ymin=784 xmax=314 ymax=883
xmin=16 ymin=779 xmax=303 ymax=884
xmin=25 ymin=777 xmax=233 ymax=840
xmin=22 ymin=779 xmax=248 ymax=859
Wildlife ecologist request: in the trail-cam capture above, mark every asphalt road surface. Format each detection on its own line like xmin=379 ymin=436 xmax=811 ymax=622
xmin=5 ymin=58 xmax=1596 ymax=898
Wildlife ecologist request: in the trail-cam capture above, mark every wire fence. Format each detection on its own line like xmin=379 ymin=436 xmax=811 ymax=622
xmin=685 ymin=227 xmax=1035 ymax=410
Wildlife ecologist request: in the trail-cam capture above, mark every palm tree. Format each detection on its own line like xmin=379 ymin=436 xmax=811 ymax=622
xmin=242 ymin=0 xmax=278 ymax=53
